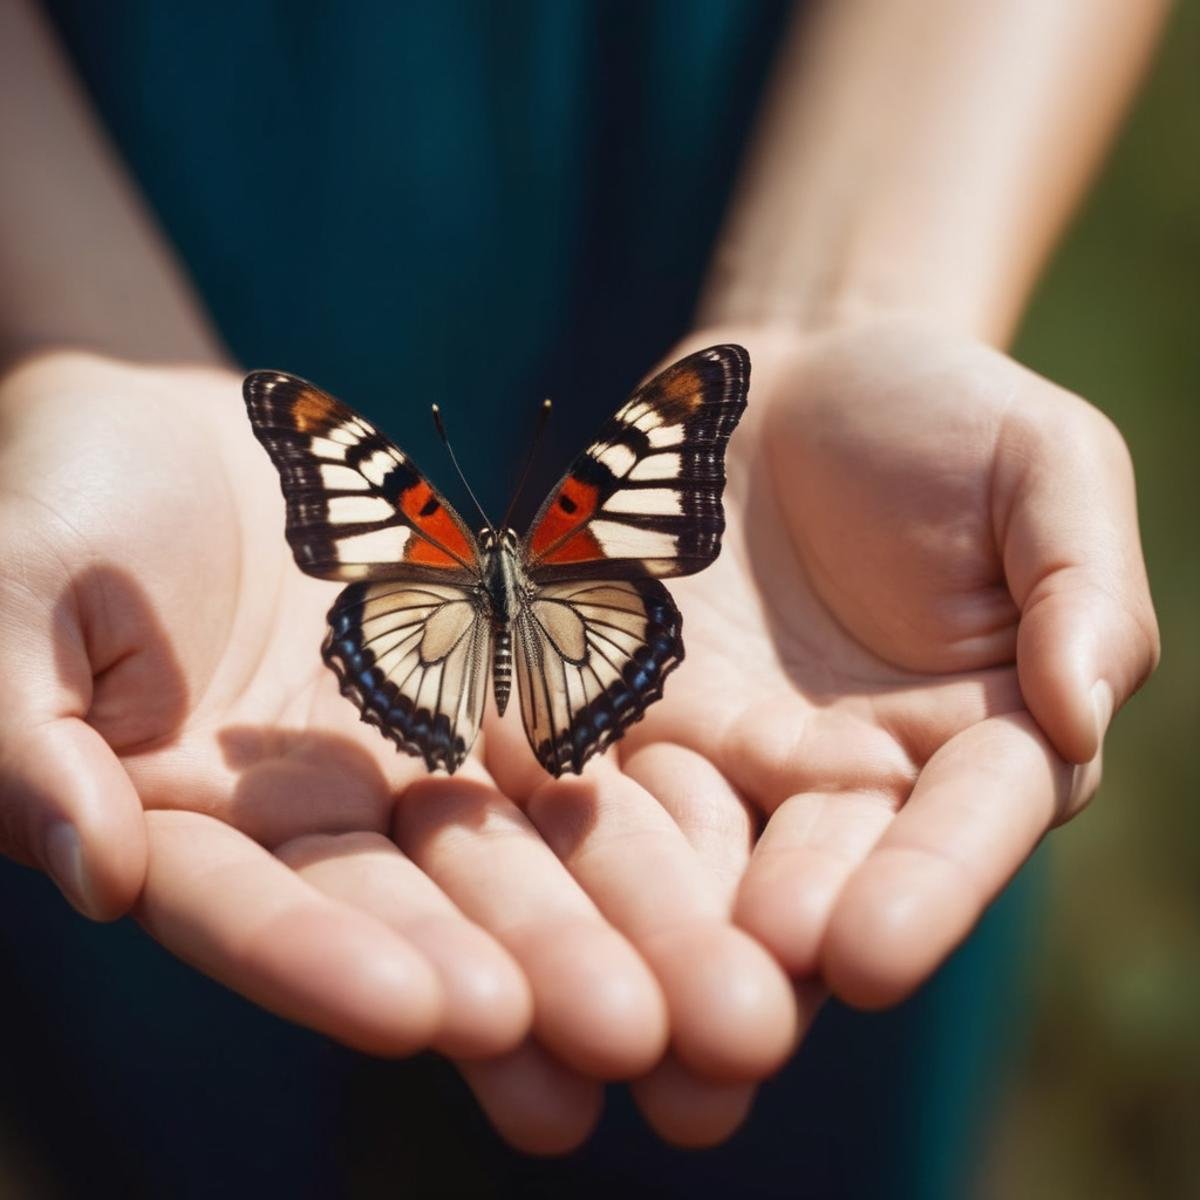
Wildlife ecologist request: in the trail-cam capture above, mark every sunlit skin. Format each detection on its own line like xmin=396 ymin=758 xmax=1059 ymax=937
xmin=0 ymin=314 xmax=1157 ymax=1151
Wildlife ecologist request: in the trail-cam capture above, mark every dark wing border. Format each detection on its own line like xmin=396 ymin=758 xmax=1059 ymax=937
xmin=522 ymin=344 xmax=749 ymax=582
xmin=514 ymin=577 xmax=683 ymax=776
xmin=323 ymin=580 xmax=490 ymax=773
xmin=244 ymin=370 xmax=481 ymax=584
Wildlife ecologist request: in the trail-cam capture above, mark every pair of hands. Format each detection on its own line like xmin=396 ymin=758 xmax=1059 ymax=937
xmin=0 ymin=316 xmax=1158 ymax=1152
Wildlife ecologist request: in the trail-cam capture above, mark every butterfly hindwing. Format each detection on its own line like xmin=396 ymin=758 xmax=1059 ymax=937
xmin=513 ymin=577 xmax=683 ymax=776
xmin=244 ymin=371 xmax=479 ymax=583
xmin=324 ymin=580 xmax=490 ymax=773
xmin=524 ymin=345 xmax=749 ymax=581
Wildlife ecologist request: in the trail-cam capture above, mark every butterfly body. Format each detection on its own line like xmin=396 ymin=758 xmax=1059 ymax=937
xmin=244 ymin=345 xmax=749 ymax=777
xmin=478 ymin=526 xmax=524 ymax=717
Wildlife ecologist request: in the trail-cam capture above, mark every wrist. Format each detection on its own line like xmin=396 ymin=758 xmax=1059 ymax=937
xmin=696 ymin=234 xmax=1021 ymax=350
xmin=693 ymin=1 xmax=1167 ymax=354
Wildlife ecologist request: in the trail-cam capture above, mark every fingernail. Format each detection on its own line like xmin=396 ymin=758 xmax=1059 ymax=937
xmin=43 ymin=822 xmax=101 ymax=919
xmin=1090 ymin=680 xmax=1114 ymax=747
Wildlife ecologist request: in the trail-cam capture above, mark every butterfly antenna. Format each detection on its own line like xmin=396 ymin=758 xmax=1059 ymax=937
xmin=431 ymin=404 xmax=494 ymax=534
xmin=500 ymin=397 xmax=553 ymax=531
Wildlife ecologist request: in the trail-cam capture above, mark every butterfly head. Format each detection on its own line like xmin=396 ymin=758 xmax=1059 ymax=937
xmin=478 ymin=526 xmax=519 ymax=552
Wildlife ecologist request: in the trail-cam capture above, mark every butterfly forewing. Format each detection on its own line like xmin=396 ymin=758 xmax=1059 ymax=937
xmin=523 ymin=345 xmax=749 ymax=582
xmin=244 ymin=371 xmax=480 ymax=583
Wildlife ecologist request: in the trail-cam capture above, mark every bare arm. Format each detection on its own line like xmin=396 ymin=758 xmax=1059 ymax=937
xmin=642 ymin=0 xmax=1166 ymax=1145
xmin=0 ymin=0 xmax=223 ymax=366
xmin=700 ymin=0 xmax=1168 ymax=345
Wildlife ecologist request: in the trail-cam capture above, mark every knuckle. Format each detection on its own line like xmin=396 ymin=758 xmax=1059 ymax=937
xmin=1134 ymin=599 xmax=1163 ymax=679
xmin=1037 ymin=387 xmax=1133 ymax=471
xmin=1067 ymin=397 xmax=1136 ymax=479
xmin=1089 ymin=407 xmax=1135 ymax=473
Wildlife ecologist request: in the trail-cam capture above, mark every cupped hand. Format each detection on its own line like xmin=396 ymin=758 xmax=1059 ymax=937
xmin=484 ymin=314 xmax=1159 ymax=1142
xmin=0 ymin=350 xmax=689 ymax=1153
xmin=0 ymin=323 xmax=1159 ymax=1155
xmin=729 ymin=316 xmax=1157 ymax=1000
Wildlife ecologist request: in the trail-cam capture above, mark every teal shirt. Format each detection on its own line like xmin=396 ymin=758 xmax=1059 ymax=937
xmin=44 ymin=0 xmax=787 ymax=517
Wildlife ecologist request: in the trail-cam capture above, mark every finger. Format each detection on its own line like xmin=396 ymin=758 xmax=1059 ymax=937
xmin=822 ymin=712 xmax=1092 ymax=1008
xmin=868 ymin=668 xmax=1024 ymax=769
xmin=734 ymin=789 xmax=896 ymax=976
xmin=997 ymin=398 xmax=1160 ymax=763
xmin=717 ymin=698 xmax=915 ymax=816
xmin=716 ymin=669 xmax=1022 ymax=818
xmin=733 ymin=673 xmax=1026 ymax=972
xmin=0 ymin=563 xmax=146 ymax=918
xmin=0 ymin=716 xmax=147 ymax=919
xmin=630 ymin=1055 xmax=756 ymax=1148
xmin=481 ymin=702 xmax=547 ymax=802
xmin=393 ymin=776 xmax=668 ymax=1079
xmin=630 ymin=982 xmax=826 ymax=1148
xmin=137 ymin=810 xmax=442 ymax=1056
xmin=527 ymin=762 xmax=797 ymax=1081
xmin=621 ymin=742 xmax=756 ymax=902
xmin=458 ymin=1041 xmax=603 ymax=1156
xmin=278 ymin=830 xmax=532 ymax=1058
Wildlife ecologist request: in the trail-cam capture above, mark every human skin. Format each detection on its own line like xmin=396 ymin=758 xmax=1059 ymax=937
xmin=0 ymin=0 xmax=1165 ymax=1156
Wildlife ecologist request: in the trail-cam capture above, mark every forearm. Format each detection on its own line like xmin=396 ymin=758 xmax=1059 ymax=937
xmin=699 ymin=0 xmax=1168 ymax=346
xmin=0 ymin=0 xmax=223 ymax=368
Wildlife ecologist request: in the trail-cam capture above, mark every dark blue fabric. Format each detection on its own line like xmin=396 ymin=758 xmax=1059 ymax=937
xmin=43 ymin=0 xmax=789 ymax=519
xmin=12 ymin=3 xmax=1039 ymax=1195
xmin=0 ymin=856 xmax=1039 ymax=1198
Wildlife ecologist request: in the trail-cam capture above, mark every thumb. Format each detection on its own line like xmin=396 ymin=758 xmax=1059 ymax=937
xmin=999 ymin=400 xmax=1160 ymax=765
xmin=1 ymin=718 xmax=147 ymax=919
xmin=0 ymin=566 xmax=147 ymax=920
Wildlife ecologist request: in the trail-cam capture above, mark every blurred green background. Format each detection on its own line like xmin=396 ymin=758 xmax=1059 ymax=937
xmin=985 ymin=5 xmax=1199 ymax=1196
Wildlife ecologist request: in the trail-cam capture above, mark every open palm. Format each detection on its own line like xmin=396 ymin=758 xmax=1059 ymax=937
xmin=0 ymin=351 xmax=695 ymax=1152
xmin=483 ymin=315 xmax=1159 ymax=1140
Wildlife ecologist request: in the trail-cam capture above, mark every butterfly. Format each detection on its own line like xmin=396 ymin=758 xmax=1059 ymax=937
xmin=243 ymin=345 xmax=749 ymax=776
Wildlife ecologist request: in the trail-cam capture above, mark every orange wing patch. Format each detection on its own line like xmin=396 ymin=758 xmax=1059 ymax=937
xmin=290 ymin=386 xmax=339 ymax=432
xmin=541 ymin=528 xmax=604 ymax=565
xmin=640 ymin=363 xmax=706 ymax=422
xmin=401 ymin=480 xmax=475 ymax=567
xmin=659 ymin=365 xmax=704 ymax=407
xmin=529 ymin=476 xmax=600 ymax=558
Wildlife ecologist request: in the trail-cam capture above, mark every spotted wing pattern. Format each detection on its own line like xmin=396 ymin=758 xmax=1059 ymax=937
xmin=244 ymin=371 xmax=480 ymax=583
xmin=324 ymin=581 xmax=490 ymax=773
xmin=513 ymin=578 xmax=683 ymax=776
xmin=524 ymin=345 xmax=749 ymax=581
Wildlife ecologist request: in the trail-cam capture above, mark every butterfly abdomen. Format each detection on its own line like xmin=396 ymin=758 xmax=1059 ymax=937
xmin=493 ymin=624 xmax=512 ymax=716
